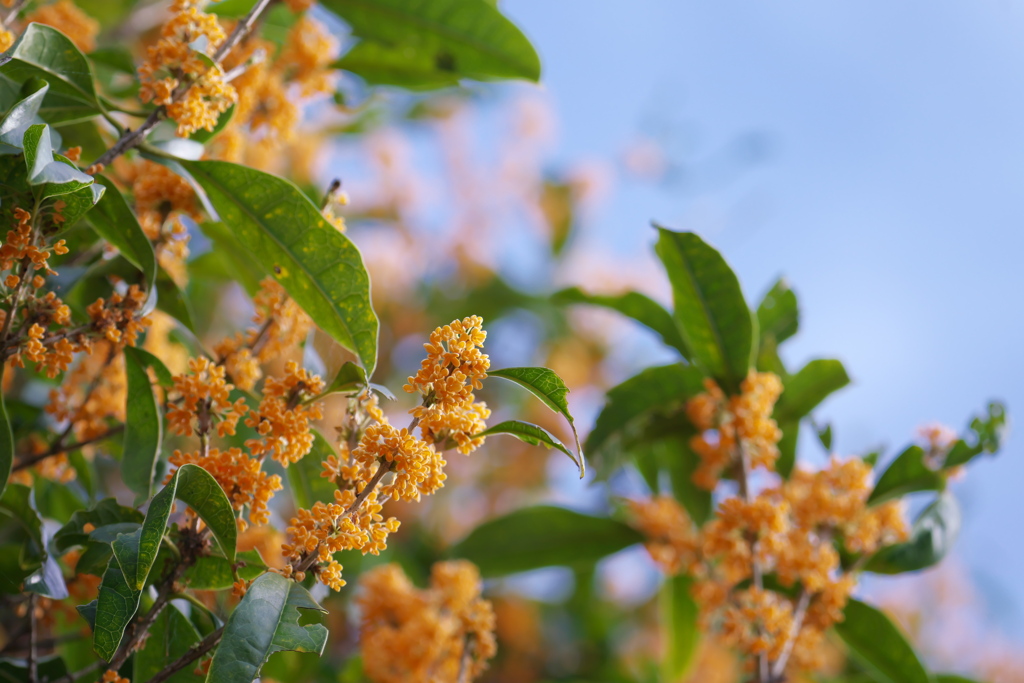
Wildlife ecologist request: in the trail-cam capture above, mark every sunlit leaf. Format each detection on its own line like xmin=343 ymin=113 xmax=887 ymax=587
xmin=866 ymin=492 xmax=961 ymax=574
xmin=834 ymin=599 xmax=930 ymax=683
xmin=868 ymin=445 xmax=943 ymax=505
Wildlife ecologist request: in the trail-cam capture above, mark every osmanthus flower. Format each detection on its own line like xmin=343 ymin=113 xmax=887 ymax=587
xmin=166 ymin=356 xmax=248 ymax=438
xmin=168 ymin=446 xmax=282 ymax=530
xmin=245 ymin=361 xmax=325 ymax=466
xmin=137 ymin=0 xmax=237 ymax=136
xmin=686 ymin=371 xmax=784 ymax=490
xmin=357 ymin=561 xmax=497 ymax=683
xmin=45 ymin=340 xmax=126 ymax=443
xmin=627 ymin=496 xmax=700 ymax=575
xmin=101 ymin=669 xmax=129 ymax=683
xmin=24 ymin=0 xmax=100 ymax=52
xmin=277 ymin=16 xmax=339 ymax=97
xmin=128 ymin=159 xmax=201 ymax=286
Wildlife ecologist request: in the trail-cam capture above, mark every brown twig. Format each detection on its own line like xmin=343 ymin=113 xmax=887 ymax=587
xmin=146 ymin=626 xmax=223 ymax=683
xmin=12 ymin=426 xmax=125 ymax=472
xmin=27 ymin=593 xmax=37 ymax=683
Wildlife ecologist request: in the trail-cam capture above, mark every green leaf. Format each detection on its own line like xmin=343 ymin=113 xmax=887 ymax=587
xmin=775 ymin=358 xmax=850 ymax=422
xmin=323 ymin=0 xmax=540 ymax=86
xmin=661 ymin=574 xmax=699 ymax=682
xmin=756 ymin=277 xmax=799 ymax=345
xmin=124 ymin=347 xmax=174 ymax=388
xmin=477 ymin=420 xmax=579 ymax=471
xmin=866 ymin=492 xmax=960 ymax=574
xmin=93 ymin=557 xmax=141 ymax=660
xmin=53 ymin=498 xmax=144 ymax=553
xmin=288 ymin=429 xmax=338 ymax=511
xmin=654 ymin=227 xmax=754 ymax=394
xmin=318 ymin=361 xmax=367 ymax=398
xmin=0 ymin=655 xmax=69 ymax=682
xmin=776 ymin=417 xmax=800 ymax=478
xmin=449 ymin=505 xmax=643 ymax=577
xmin=586 ymin=363 xmax=706 ymax=477
xmin=0 ymin=484 xmax=69 ymax=599
xmin=197 ymin=220 xmax=266 ymax=295
xmin=944 ymin=401 xmax=1008 ymax=468
xmin=156 ymin=268 xmax=197 ymax=332
xmin=122 ymin=347 xmax=163 ymax=501
xmin=552 ymin=286 xmax=690 ymax=359
xmin=182 ymin=549 xmax=267 ymax=590
xmin=22 ymin=123 xmax=95 ymax=198
xmin=86 ymin=175 xmax=158 ymax=312
xmin=868 ymin=445 xmax=944 ymax=505
xmin=0 ymin=83 xmax=49 ymax=152
xmin=0 ymin=24 xmax=100 ymax=110
xmin=489 ymin=367 xmax=584 ymax=476
xmin=834 ymin=599 xmax=931 ymax=683
xmin=183 ymin=160 xmax=379 ymax=372
xmin=134 ymin=605 xmax=204 ymax=683
xmin=0 ymin=364 xmax=11 ymax=498
xmin=207 ymin=572 xmax=328 ymax=683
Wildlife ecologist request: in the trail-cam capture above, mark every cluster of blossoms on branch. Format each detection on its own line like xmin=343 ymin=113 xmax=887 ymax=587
xmin=630 ymin=371 xmax=910 ymax=679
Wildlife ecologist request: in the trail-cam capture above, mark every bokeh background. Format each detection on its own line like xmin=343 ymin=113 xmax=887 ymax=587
xmin=291 ymin=0 xmax=1024 ymax=678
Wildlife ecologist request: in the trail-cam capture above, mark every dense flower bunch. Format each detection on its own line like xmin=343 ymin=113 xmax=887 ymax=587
xmin=169 ymin=446 xmax=282 ymax=530
xmin=126 ymin=159 xmax=201 ymax=285
xmin=245 ymin=361 xmax=325 ymax=466
xmin=357 ymin=561 xmax=497 ymax=683
xmin=138 ymin=0 xmax=236 ymax=136
xmin=630 ymin=371 xmax=911 ymax=678
xmin=280 ymin=316 xmax=492 ymax=592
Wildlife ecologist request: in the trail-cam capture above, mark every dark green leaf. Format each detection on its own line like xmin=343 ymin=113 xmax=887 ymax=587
xmin=207 ymin=572 xmax=328 ymax=683
xmin=449 ymin=505 xmax=643 ymax=577
xmin=0 ymin=24 xmax=100 ymax=109
xmin=0 ymin=655 xmax=69 ymax=682
xmin=552 ymin=286 xmax=690 ymax=358
xmin=834 ymin=599 xmax=930 ymax=683
xmin=289 ymin=429 xmax=338 ymax=511
xmin=648 ymin=436 xmax=712 ymax=525
xmin=134 ymin=605 xmax=204 ymax=683
xmin=654 ymin=227 xmax=754 ymax=393
xmin=183 ymin=549 xmax=267 ymax=590
xmin=586 ymin=363 xmax=705 ymax=477
xmin=477 ymin=420 xmax=578 ymax=470
xmin=183 ymin=160 xmax=379 ymax=372
xmin=815 ymin=422 xmax=833 ymax=451
xmin=190 ymin=103 xmax=234 ymax=143
xmin=53 ymin=498 xmax=144 ymax=553
xmin=93 ymin=558 xmax=141 ymax=660
xmin=156 ymin=268 xmax=196 ymax=332
xmin=124 ymin=347 xmax=174 ymax=388
xmin=86 ymin=175 xmax=158 ymax=312
xmin=489 ymin=367 xmax=584 ymax=476
xmin=756 ymin=277 xmax=799 ymax=345
xmin=868 ymin=446 xmax=944 ymax=505
xmin=323 ymin=0 xmax=540 ymax=86
xmin=0 ymin=484 xmax=69 ymax=599
xmin=866 ymin=492 xmax=960 ymax=574
xmin=775 ymin=359 xmax=850 ymax=422
xmin=661 ymin=574 xmax=699 ymax=681
xmin=775 ymin=418 xmax=800 ymax=478
xmin=122 ymin=347 xmax=163 ymax=500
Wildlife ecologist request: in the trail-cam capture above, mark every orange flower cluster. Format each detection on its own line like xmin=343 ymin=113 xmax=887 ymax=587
xmin=85 ymin=284 xmax=149 ymax=348
xmin=0 ymin=29 xmax=13 ymax=52
xmin=405 ymin=315 xmax=492 ymax=454
xmin=277 ymin=16 xmax=339 ymax=97
xmin=215 ymin=278 xmax=312 ymax=391
xmin=128 ymin=160 xmax=201 ymax=285
xmin=630 ymin=455 xmax=909 ymax=677
xmin=101 ymin=669 xmax=129 ymax=683
xmin=45 ymin=341 xmax=126 ymax=443
xmin=169 ymin=446 xmax=282 ymax=530
xmin=166 ymin=356 xmax=247 ymax=438
xmin=357 ymin=562 xmax=497 ymax=683
xmin=245 ymin=361 xmax=325 ymax=466
xmin=138 ymin=0 xmax=236 ymax=136
xmin=282 ymin=317 xmax=493 ymax=591
xmin=25 ymin=0 xmax=99 ymax=52
xmin=686 ymin=371 xmax=783 ymax=489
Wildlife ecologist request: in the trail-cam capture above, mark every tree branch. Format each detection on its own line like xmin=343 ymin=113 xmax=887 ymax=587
xmin=146 ymin=626 xmax=224 ymax=683
xmin=12 ymin=426 xmax=125 ymax=472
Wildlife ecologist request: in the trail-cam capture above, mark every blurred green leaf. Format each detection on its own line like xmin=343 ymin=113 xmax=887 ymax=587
xmin=552 ymin=286 xmax=690 ymax=359
xmin=0 ymin=484 xmax=69 ymax=599
xmin=183 ymin=550 xmax=267 ymax=590
xmin=834 ymin=599 xmax=930 ymax=683
xmin=449 ymin=505 xmax=643 ymax=577
xmin=318 ymin=361 xmax=367 ymax=398
xmin=489 ymin=367 xmax=583 ymax=476
xmin=184 ymin=160 xmax=379 ymax=372
xmin=122 ymin=347 xmax=163 ymax=501
xmin=640 ymin=435 xmax=711 ymax=525
xmin=654 ymin=227 xmax=754 ymax=394
xmin=775 ymin=359 xmax=850 ymax=422
xmin=866 ymin=491 xmax=960 ymax=574
xmin=207 ymin=572 xmax=328 ymax=683
xmin=868 ymin=445 xmax=943 ymax=505
xmin=661 ymin=574 xmax=699 ymax=682
xmin=325 ymin=0 xmax=541 ymax=86
xmin=0 ymin=365 xmax=11 ymax=498
xmin=54 ymin=498 xmax=144 ymax=553
xmin=944 ymin=401 xmax=1007 ymax=468
xmin=586 ymin=363 xmax=705 ymax=477
xmin=756 ymin=277 xmax=799 ymax=345
xmin=0 ymin=25 xmax=101 ymax=114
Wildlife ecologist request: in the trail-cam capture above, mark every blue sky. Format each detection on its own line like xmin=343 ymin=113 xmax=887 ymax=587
xmin=502 ymin=0 xmax=1024 ymax=636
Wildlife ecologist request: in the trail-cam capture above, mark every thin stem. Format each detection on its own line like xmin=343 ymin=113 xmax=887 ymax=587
xmin=212 ymin=0 xmax=274 ymax=63
xmin=27 ymin=593 xmax=37 ymax=683
xmin=0 ymin=0 xmax=28 ymax=27
xmin=769 ymin=589 xmax=811 ymax=682
xmin=734 ymin=443 xmax=769 ymax=683
xmin=49 ymin=659 xmax=102 ymax=683
xmin=146 ymin=627 xmax=223 ymax=683
xmin=12 ymin=426 xmax=125 ymax=472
